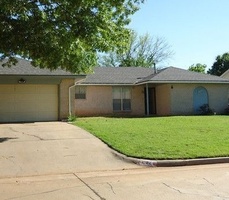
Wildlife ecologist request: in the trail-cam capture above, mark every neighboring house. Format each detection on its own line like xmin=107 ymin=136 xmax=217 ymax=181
xmin=221 ymin=69 xmax=229 ymax=106
xmin=221 ymin=69 xmax=229 ymax=79
xmin=74 ymin=67 xmax=229 ymax=116
xmin=0 ymin=58 xmax=85 ymax=122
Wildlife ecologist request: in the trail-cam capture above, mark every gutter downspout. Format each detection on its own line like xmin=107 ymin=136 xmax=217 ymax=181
xmin=69 ymin=78 xmax=86 ymax=116
xmin=146 ymin=83 xmax=149 ymax=116
xmin=69 ymin=84 xmax=76 ymax=116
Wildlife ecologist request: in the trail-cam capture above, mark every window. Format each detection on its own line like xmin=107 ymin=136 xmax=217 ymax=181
xmin=75 ymin=86 xmax=86 ymax=99
xmin=113 ymin=87 xmax=131 ymax=111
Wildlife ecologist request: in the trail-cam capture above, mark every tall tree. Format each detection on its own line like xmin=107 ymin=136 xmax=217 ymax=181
xmin=188 ymin=63 xmax=206 ymax=73
xmin=207 ymin=53 xmax=229 ymax=76
xmin=98 ymin=31 xmax=174 ymax=67
xmin=0 ymin=0 xmax=144 ymax=73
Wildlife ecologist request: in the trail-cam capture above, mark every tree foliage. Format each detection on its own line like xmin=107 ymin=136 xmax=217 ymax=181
xmin=207 ymin=52 xmax=229 ymax=76
xmin=0 ymin=0 xmax=144 ymax=73
xmin=98 ymin=31 xmax=174 ymax=67
xmin=188 ymin=63 xmax=206 ymax=73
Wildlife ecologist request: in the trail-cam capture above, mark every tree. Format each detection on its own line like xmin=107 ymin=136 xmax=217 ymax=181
xmin=98 ymin=31 xmax=174 ymax=67
xmin=0 ymin=0 xmax=144 ymax=73
xmin=207 ymin=52 xmax=229 ymax=76
xmin=188 ymin=63 xmax=207 ymax=73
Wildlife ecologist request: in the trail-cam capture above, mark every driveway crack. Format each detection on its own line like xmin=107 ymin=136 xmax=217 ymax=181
xmin=84 ymin=194 xmax=97 ymax=200
xmin=9 ymin=127 xmax=44 ymax=141
xmin=107 ymin=182 xmax=116 ymax=194
xmin=21 ymin=132 xmax=44 ymax=141
xmin=74 ymin=173 xmax=106 ymax=200
xmin=203 ymin=178 xmax=214 ymax=186
xmin=163 ymin=182 xmax=183 ymax=194
xmin=4 ymin=185 xmax=78 ymax=200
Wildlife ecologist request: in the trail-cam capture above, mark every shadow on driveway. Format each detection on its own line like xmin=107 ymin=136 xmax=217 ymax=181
xmin=0 ymin=137 xmax=18 ymax=143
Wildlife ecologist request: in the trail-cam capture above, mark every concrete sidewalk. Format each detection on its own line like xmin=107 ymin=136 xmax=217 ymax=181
xmin=0 ymin=122 xmax=138 ymax=178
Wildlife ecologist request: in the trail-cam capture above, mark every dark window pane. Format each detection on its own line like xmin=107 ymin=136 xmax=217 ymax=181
xmin=113 ymin=99 xmax=121 ymax=111
xmin=123 ymin=99 xmax=131 ymax=111
xmin=75 ymin=93 xmax=86 ymax=99
xmin=75 ymin=86 xmax=86 ymax=99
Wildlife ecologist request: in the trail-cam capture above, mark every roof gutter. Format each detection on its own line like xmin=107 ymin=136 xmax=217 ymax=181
xmin=136 ymin=80 xmax=229 ymax=85
xmin=75 ymin=83 xmax=135 ymax=86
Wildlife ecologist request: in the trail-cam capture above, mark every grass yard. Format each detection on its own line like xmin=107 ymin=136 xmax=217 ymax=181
xmin=74 ymin=116 xmax=229 ymax=160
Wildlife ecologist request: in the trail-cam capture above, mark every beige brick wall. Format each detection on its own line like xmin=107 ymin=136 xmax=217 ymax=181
xmin=75 ymin=85 xmax=145 ymax=116
xmin=131 ymin=86 xmax=145 ymax=115
xmin=170 ymin=84 xmax=193 ymax=115
xmin=156 ymin=84 xmax=171 ymax=115
xmin=74 ymin=83 xmax=229 ymax=117
xmin=170 ymin=84 xmax=229 ymax=115
xmin=59 ymin=79 xmax=75 ymax=120
xmin=207 ymin=84 xmax=229 ymax=113
xmin=75 ymin=86 xmax=112 ymax=116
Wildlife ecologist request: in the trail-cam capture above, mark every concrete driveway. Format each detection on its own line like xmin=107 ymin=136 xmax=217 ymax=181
xmin=1 ymin=122 xmax=229 ymax=200
xmin=0 ymin=122 xmax=137 ymax=178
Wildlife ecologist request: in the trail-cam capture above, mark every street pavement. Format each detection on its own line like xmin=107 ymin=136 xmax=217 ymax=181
xmin=0 ymin=122 xmax=228 ymax=200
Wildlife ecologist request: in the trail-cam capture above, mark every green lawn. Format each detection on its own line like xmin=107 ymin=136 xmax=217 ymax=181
xmin=74 ymin=116 xmax=229 ymax=160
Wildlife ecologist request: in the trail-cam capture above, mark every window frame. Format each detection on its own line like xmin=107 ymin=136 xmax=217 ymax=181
xmin=75 ymin=86 xmax=86 ymax=99
xmin=112 ymin=87 xmax=131 ymax=112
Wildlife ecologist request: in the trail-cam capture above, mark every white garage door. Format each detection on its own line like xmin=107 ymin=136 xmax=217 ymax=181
xmin=0 ymin=84 xmax=58 ymax=122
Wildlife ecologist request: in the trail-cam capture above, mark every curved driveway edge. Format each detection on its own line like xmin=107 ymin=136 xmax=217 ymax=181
xmin=112 ymin=150 xmax=229 ymax=167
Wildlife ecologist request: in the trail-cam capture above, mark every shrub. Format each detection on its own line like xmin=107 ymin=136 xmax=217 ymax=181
xmin=225 ymin=106 xmax=229 ymax=115
xmin=199 ymin=104 xmax=215 ymax=115
xmin=68 ymin=115 xmax=77 ymax=122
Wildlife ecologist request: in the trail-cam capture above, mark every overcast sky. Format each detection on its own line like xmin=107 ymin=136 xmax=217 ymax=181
xmin=129 ymin=0 xmax=229 ymax=70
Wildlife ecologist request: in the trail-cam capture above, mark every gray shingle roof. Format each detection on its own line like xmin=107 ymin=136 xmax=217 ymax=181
xmin=78 ymin=66 xmax=229 ymax=85
xmin=80 ymin=67 xmax=154 ymax=84
xmin=137 ymin=67 xmax=229 ymax=83
xmin=0 ymin=58 xmax=77 ymax=76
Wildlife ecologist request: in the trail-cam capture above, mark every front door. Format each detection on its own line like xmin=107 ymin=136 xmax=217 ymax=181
xmin=145 ymin=87 xmax=156 ymax=115
xmin=193 ymin=86 xmax=209 ymax=113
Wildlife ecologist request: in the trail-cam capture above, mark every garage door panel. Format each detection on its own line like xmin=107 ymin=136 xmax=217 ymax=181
xmin=12 ymin=112 xmax=37 ymax=121
xmin=0 ymin=112 xmax=14 ymax=122
xmin=0 ymin=94 xmax=15 ymax=103
xmin=15 ymin=102 xmax=37 ymax=112
xmin=37 ymin=111 xmax=58 ymax=121
xmin=16 ymin=94 xmax=39 ymax=102
xmin=14 ymin=85 xmax=37 ymax=94
xmin=0 ymin=102 xmax=15 ymax=112
xmin=0 ymin=84 xmax=58 ymax=122
xmin=39 ymin=95 xmax=58 ymax=103
xmin=36 ymin=103 xmax=58 ymax=112
xmin=37 ymin=85 xmax=58 ymax=94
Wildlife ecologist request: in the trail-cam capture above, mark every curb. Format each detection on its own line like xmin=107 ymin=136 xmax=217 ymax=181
xmin=112 ymin=150 xmax=229 ymax=167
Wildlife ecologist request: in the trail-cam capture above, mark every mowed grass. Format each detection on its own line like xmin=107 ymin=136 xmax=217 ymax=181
xmin=74 ymin=116 xmax=229 ymax=160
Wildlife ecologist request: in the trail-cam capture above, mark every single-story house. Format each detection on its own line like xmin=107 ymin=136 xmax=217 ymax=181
xmin=1 ymin=59 xmax=229 ymax=122
xmin=0 ymin=58 xmax=84 ymax=122
xmin=74 ymin=67 xmax=229 ymax=116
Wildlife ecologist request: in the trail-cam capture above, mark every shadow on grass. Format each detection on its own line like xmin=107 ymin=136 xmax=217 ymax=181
xmin=0 ymin=137 xmax=18 ymax=143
